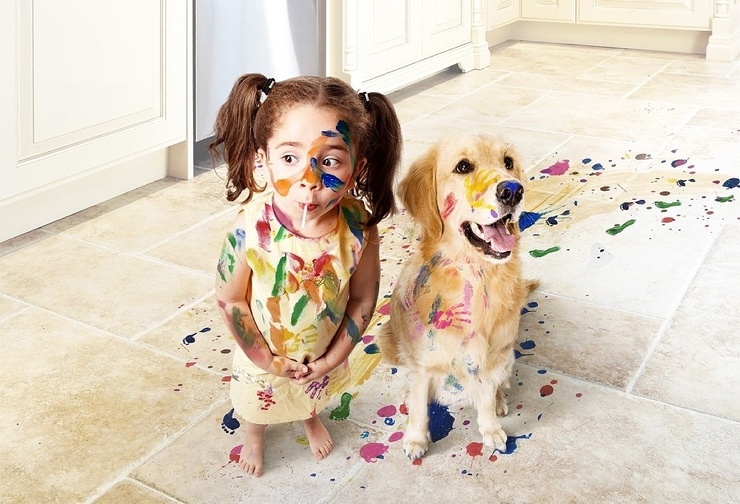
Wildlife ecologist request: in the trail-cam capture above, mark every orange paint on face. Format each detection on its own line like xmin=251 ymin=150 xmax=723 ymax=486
xmin=273 ymin=136 xmax=328 ymax=196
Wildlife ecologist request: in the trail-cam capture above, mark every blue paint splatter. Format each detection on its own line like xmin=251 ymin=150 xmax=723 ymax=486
xmin=592 ymin=163 xmax=604 ymax=171
xmin=364 ymin=343 xmax=380 ymax=354
xmin=428 ymin=401 xmax=455 ymax=442
xmin=582 ymin=158 xmax=592 ymax=164
xmin=183 ymin=333 xmax=196 ymax=345
xmin=520 ymin=340 xmax=536 ymax=350
xmin=221 ymin=408 xmax=240 ymax=434
xmin=493 ymin=433 xmax=532 ymax=455
xmin=723 ymin=177 xmax=739 ymax=189
xmin=519 ymin=211 xmax=541 ymax=231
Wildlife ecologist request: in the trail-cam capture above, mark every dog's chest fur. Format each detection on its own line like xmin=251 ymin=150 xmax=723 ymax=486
xmin=392 ymin=250 xmax=524 ymax=378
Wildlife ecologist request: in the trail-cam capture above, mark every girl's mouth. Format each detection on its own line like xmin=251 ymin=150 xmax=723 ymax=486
xmin=301 ymin=203 xmax=318 ymax=212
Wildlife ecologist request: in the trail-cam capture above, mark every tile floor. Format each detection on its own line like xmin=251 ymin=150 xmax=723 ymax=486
xmin=1 ymin=41 xmax=739 ymax=503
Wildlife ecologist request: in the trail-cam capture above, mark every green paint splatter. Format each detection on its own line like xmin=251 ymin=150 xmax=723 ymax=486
xmin=272 ymin=256 xmax=288 ymax=296
xmin=716 ymin=194 xmax=735 ymax=203
xmin=274 ymin=226 xmax=288 ymax=242
xmin=606 ymin=219 xmax=636 ymax=236
xmin=295 ymin=435 xmax=310 ymax=446
xmin=330 ymin=392 xmax=353 ymax=420
xmin=655 ymin=200 xmax=681 ymax=209
xmin=529 ymin=246 xmax=560 ymax=258
xmin=290 ymin=294 xmax=309 ymax=326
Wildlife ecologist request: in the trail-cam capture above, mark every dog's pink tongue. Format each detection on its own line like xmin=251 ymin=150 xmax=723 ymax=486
xmin=484 ymin=223 xmax=517 ymax=252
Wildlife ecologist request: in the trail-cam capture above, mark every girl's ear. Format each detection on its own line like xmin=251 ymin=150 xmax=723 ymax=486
xmin=256 ymin=149 xmax=267 ymax=167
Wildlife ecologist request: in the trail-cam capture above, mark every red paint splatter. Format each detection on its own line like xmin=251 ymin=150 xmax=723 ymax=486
xmin=466 ymin=442 xmax=484 ymax=458
xmin=221 ymin=375 xmax=232 ymax=382
xmin=359 ymin=442 xmax=389 ymax=463
xmin=541 ymin=159 xmax=570 ymax=176
xmin=377 ymin=405 xmax=397 ymax=417
xmin=377 ymin=303 xmax=391 ymax=315
xmin=489 ymin=454 xmax=498 ymax=462
xmin=441 ymin=193 xmax=457 ymax=219
xmin=540 ymin=384 xmax=554 ymax=397
xmin=389 ymin=431 xmax=404 ymax=442
xmin=671 ymin=158 xmax=688 ymax=168
xmin=412 ymin=458 xmax=423 ymax=466
xmin=662 ymin=217 xmax=675 ymax=223
xmin=185 ymin=361 xmax=197 ymax=367
xmin=576 ymin=393 xmax=583 ymax=398
xmin=229 ymin=444 xmax=243 ymax=463
xmin=399 ymin=403 xmax=409 ymax=415
xmin=550 ymin=379 xmax=558 ymax=384
xmin=515 ymin=403 xmax=523 ymax=410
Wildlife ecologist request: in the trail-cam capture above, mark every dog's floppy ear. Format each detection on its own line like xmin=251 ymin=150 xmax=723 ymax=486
xmin=398 ymin=146 xmax=443 ymax=240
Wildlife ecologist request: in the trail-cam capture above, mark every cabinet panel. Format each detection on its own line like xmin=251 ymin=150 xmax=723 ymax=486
xmin=487 ymin=0 xmax=521 ymax=28
xmin=358 ymin=0 xmax=422 ymax=79
xmin=19 ymin=0 xmax=163 ymax=159
xmin=579 ymin=0 xmax=711 ymax=29
xmin=522 ymin=0 xmax=576 ymax=22
xmin=423 ymin=0 xmax=472 ymax=56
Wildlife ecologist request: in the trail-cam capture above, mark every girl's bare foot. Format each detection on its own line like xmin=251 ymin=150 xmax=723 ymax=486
xmin=303 ymin=416 xmax=333 ymax=460
xmin=239 ymin=422 xmax=267 ymax=476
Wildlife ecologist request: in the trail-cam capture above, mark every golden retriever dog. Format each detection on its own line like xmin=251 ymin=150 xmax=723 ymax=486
xmin=378 ymin=133 xmax=538 ymax=460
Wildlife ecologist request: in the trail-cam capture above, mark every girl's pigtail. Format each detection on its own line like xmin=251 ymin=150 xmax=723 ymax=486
xmin=209 ymin=74 xmax=269 ymax=202
xmin=359 ymin=92 xmax=403 ymax=226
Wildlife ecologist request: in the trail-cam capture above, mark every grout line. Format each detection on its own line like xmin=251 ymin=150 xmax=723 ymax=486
xmin=624 ymin=229 xmax=722 ymax=394
xmin=82 ymin=397 xmax=231 ymax=504
xmin=138 ymin=205 xmax=238 ymax=255
xmin=130 ymin=288 xmax=217 ymax=342
xmin=620 ymin=58 xmax=674 ymax=100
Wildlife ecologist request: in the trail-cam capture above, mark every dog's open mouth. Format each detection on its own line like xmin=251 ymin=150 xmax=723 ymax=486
xmin=462 ymin=215 xmax=517 ymax=259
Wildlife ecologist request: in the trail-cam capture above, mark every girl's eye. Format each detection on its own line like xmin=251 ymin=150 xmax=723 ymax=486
xmin=282 ymin=154 xmax=298 ymax=164
xmin=322 ymin=158 xmax=340 ymax=168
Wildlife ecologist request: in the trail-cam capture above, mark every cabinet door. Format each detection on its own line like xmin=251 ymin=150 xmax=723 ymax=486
xmin=487 ymin=0 xmax=521 ymax=28
xmin=579 ymin=0 xmax=711 ymax=29
xmin=521 ymin=0 xmax=576 ymax=22
xmin=358 ymin=0 xmax=422 ymax=80
xmin=423 ymin=0 xmax=472 ymax=56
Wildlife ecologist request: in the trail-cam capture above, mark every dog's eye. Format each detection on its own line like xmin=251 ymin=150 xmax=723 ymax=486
xmin=454 ymin=159 xmax=473 ymax=174
xmin=504 ymin=156 xmax=514 ymax=170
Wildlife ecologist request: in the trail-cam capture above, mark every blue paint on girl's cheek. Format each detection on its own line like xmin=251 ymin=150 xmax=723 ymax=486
xmin=321 ymin=172 xmax=346 ymax=192
xmin=428 ymin=401 xmax=455 ymax=442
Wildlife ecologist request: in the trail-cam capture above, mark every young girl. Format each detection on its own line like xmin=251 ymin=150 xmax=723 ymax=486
xmin=211 ymin=74 xmax=402 ymax=477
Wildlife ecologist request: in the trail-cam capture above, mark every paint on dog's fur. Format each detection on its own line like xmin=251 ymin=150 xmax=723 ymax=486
xmin=441 ymin=193 xmax=457 ymax=219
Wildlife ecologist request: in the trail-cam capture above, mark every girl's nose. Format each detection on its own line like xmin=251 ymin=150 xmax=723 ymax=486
xmin=300 ymin=162 xmax=322 ymax=190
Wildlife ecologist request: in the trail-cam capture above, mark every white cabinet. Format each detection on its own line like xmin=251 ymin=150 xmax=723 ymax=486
xmin=0 ymin=0 xmax=191 ymax=241
xmin=328 ymin=0 xmax=490 ymax=94
xmin=522 ymin=0 xmax=575 ymax=22
xmin=579 ymin=0 xmax=712 ymax=29
xmin=487 ymin=0 xmax=521 ymax=28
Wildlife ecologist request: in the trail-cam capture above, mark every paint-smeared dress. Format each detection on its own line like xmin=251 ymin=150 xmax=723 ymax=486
xmin=230 ymin=190 xmax=369 ymax=424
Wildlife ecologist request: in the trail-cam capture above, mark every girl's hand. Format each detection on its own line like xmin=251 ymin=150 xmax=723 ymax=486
xmin=266 ymin=355 xmax=308 ymax=378
xmin=291 ymin=356 xmax=333 ymax=385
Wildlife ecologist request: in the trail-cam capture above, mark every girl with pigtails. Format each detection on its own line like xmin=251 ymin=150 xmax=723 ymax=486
xmin=210 ymin=74 xmax=402 ymax=476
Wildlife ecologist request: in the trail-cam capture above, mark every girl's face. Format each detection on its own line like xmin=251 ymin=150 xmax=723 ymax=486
xmin=258 ymin=105 xmax=365 ymax=235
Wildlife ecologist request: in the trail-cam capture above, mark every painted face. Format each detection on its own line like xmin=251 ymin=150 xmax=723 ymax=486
xmin=259 ymin=105 xmax=365 ymax=233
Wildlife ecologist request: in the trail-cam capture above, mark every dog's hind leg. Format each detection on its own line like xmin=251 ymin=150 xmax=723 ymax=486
xmin=402 ymin=370 xmax=432 ymax=460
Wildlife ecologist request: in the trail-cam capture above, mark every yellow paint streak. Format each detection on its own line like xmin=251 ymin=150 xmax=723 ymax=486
xmin=465 ymin=171 xmax=501 ymax=210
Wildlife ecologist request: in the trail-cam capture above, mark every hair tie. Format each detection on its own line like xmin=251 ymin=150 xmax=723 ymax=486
xmin=359 ymin=91 xmax=371 ymax=111
xmin=259 ymin=78 xmax=276 ymax=104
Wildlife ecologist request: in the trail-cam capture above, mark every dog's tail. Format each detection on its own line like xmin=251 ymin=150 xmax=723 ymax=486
xmin=375 ymin=321 xmax=402 ymax=366
xmin=525 ymin=279 xmax=540 ymax=296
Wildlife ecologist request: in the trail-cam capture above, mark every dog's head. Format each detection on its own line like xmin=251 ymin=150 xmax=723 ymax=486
xmin=399 ymin=133 xmax=526 ymax=263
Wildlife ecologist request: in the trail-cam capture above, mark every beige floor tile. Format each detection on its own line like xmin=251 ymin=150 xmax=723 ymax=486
xmin=704 ymin=223 xmax=740 ymax=272
xmin=430 ymin=84 xmax=549 ymax=125
xmin=628 ymin=73 xmax=740 ymax=110
xmin=668 ymin=125 xmax=740 ymax=170
xmin=144 ymin=209 xmax=237 ymax=275
xmin=137 ymin=294 xmax=233 ymax=379
xmin=517 ymin=294 xmax=661 ymax=388
xmin=687 ymin=107 xmax=740 ymax=129
xmin=488 ymin=44 xmax=614 ymax=77
xmin=494 ymin=71 xmax=637 ymax=96
xmin=578 ymin=56 xmax=671 ymax=84
xmin=334 ymin=365 xmax=740 ymax=503
xmin=0 ymin=235 xmax=213 ymax=338
xmin=663 ymin=58 xmax=740 ymax=77
xmin=93 ymin=479 xmax=180 ymax=504
xmin=0 ymin=229 xmax=52 ymax=257
xmin=391 ymin=91 xmax=462 ymax=124
xmin=42 ymin=170 xmax=232 ymax=254
xmin=632 ymin=266 xmax=740 ymax=421
xmin=503 ymin=91 xmax=696 ymax=144
xmin=407 ymin=66 xmax=511 ymax=98
xmin=0 ymin=309 xmax=227 ymax=504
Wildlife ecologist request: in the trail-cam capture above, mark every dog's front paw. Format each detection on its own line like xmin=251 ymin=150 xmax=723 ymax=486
xmin=481 ymin=427 xmax=508 ymax=452
xmin=402 ymin=430 xmax=429 ymax=460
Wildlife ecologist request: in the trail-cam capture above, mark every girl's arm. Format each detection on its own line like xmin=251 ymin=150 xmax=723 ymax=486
xmin=216 ymin=214 xmax=308 ymax=378
xmin=293 ymin=225 xmax=381 ymax=384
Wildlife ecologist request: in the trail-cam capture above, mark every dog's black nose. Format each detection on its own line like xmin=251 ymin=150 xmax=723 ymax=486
xmin=497 ymin=180 xmax=523 ymax=206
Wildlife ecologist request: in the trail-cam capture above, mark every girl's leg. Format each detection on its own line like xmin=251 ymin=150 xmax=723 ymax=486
xmin=303 ymin=416 xmax=333 ymax=460
xmin=239 ymin=421 xmax=267 ymax=476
